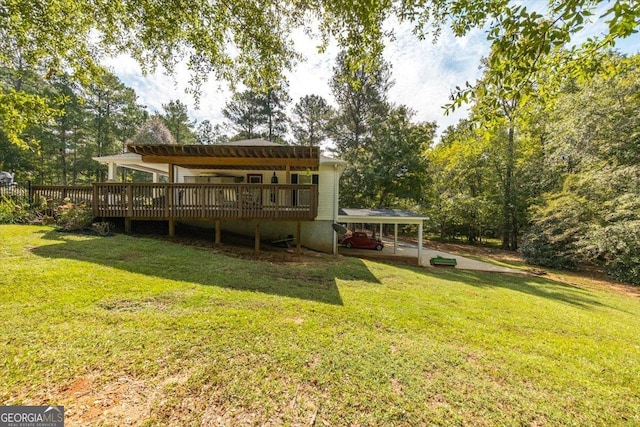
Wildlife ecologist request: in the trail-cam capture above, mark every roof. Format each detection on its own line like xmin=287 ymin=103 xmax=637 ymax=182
xmin=338 ymin=208 xmax=427 ymax=224
xmin=126 ymin=141 xmax=320 ymax=171
xmin=93 ymin=152 xmax=142 ymax=162
xmin=92 ymin=152 xmax=169 ymax=175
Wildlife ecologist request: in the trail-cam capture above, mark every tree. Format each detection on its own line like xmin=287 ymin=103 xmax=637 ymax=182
xmin=368 ymin=106 xmax=435 ymax=208
xmin=291 ymin=95 xmax=334 ymax=146
xmin=3 ymin=0 xmax=639 ymax=147
xmin=260 ymin=84 xmax=290 ymax=142
xmin=85 ymin=70 xmax=148 ymax=181
xmin=330 ymin=52 xmax=433 ymax=209
xmin=160 ymin=100 xmax=196 ymax=144
xmin=130 ymin=117 xmax=176 ymax=145
xmin=427 ymin=120 xmax=502 ymax=242
xmin=195 ymin=120 xmax=230 ymax=144
xmin=222 ymin=85 xmax=290 ymax=142
xmin=222 ymin=90 xmax=267 ymax=140
xmin=522 ymin=53 xmax=640 ymax=284
xmin=329 ymin=51 xmax=393 ymax=207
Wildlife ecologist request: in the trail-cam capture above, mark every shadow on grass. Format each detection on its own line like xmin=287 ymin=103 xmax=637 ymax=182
xmin=362 ymin=256 xmax=609 ymax=310
xmin=30 ymin=230 xmax=383 ymax=306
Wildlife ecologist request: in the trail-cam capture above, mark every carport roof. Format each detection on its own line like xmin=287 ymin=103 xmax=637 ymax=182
xmin=338 ymin=208 xmax=427 ymax=224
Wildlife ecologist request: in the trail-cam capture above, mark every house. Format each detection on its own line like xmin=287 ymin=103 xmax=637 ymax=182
xmin=93 ymin=139 xmax=346 ymax=253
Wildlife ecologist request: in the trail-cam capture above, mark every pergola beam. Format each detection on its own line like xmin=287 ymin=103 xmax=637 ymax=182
xmin=140 ymin=155 xmax=318 ymax=170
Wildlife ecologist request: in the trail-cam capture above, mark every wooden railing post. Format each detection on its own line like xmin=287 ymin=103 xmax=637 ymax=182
xmin=199 ymin=185 xmax=205 ymax=218
xmin=126 ymin=184 xmax=133 ymax=217
xmin=165 ymin=184 xmax=171 ymax=218
xmin=92 ymin=184 xmax=98 ymax=217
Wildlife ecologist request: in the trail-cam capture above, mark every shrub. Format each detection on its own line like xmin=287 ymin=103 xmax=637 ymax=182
xmin=91 ymin=221 xmax=113 ymax=236
xmin=54 ymin=199 xmax=94 ymax=231
xmin=0 ymin=196 xmax=33 ymax=224
xmin=520 ymin=225 xmax=579 ymax=270
xmin=587 ymin=222 xmax=640 ymax=285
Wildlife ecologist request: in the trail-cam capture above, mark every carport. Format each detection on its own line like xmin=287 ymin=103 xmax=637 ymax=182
xmin=337 ymin=208 xmax=428 ymax=266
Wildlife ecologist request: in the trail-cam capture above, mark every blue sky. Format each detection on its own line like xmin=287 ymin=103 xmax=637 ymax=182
xmin=103 ymin=17 xmax=640 ymax=139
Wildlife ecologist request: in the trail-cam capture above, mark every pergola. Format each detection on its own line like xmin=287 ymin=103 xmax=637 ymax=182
xmin=127 ymin=143 xmax=320 ymax=182
xmin=337 ymin=208 xmax=428 ymax=266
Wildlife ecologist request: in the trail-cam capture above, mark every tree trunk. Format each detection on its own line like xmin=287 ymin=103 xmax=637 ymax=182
xmin=502 ymin=125 xmax=515 ymax=250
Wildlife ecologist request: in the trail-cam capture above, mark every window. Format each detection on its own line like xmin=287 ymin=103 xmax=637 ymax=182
xmin=291 ymin=173 xmax=319 ymax=206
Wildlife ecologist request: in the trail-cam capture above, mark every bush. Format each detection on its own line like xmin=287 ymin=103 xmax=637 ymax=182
xmin=0 ymin=196 xmax=33 ymax=224
xmin=54 ymin=199 xmax=94 ymax=231
xmin=91 ymin=221 xmax=113 ymax=236
xmin=520 ymin=225 xmax=579 ymax=270
xmin=588 ymin=222 xmax=640 ymax=285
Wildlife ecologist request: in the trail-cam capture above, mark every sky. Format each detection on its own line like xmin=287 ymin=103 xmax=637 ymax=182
xmin=102 ymin=14 xmax=640 ymax=140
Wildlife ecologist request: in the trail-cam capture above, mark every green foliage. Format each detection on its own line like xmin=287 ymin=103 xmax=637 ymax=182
xmin=588 ymin=221 xmax=640 ymax=285
xmin=522 ymin=54 xmax=640 ymax=284
xmin=2 ymin=0 xmax=640 ymax=148
xmin=0 ymin=195 xmax=32 ymax=224
xmin=195 ymin=120 xmax=228 ymax=145
xmin=291 ymin=94 xmax=335 ymax=146
xmin=222 ymin=84 xmax=290 ymax=142
xmin=1 ymin=67 xmax=147 ymax=184
xmin=160 ymin=100 xmax=196 ymax=144
xmin=54 ymin=199 xmax=94 ymax=231
xmin=520 ymin=193 xmax=594 ymax=270
xmin=0 ymin=88 xmax=59 ymax=149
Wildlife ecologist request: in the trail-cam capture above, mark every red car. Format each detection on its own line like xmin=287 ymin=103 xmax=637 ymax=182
xmin=341 ymin=232 xmax=384 ymax=251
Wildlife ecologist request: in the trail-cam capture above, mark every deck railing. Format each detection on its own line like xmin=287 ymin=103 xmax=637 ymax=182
xmin=31 ymin=185 xmax=94 ymax=205
xmin=93 ymin=183 xmax=318 ymax=220
xmin=15 ymin=183 xmax=318 ymax=220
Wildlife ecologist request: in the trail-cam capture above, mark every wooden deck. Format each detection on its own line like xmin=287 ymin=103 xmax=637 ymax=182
xmin=30 ymin=183 xmax=318 ymax=221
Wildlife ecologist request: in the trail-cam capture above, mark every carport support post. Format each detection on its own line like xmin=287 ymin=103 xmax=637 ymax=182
xmin=394 ymin=223 xmax=398 ymax=254
xmin=108 ymin=162 xmax=116 ymax=181
xmin=417 ymin=221 xmax=424 ymax=266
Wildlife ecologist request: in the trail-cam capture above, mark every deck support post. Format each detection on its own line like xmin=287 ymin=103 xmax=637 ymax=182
xmin=169 ymin=220 xmax=175 ymax=237
xmin=255 ymin=221 xmax=261 ymax=252
xmin=124 ymin=218 xmax=132 ymax=234
xmin=296 ymin=221 xmax=302 ymax=256
xmin=215 ymin=219 xmax=221 ymax=245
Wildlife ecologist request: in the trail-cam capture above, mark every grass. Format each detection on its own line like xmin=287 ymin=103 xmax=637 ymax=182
xmin=1 ymin=224 xmax=639 ymax=426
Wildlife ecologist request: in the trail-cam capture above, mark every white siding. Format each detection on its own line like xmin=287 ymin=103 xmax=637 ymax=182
xmin=317 ymin=164 xmax=339 ymax=221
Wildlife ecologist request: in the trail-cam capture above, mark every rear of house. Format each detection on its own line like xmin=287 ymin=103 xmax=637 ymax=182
xmin=93 ymin=139 xmax=346 ymax=253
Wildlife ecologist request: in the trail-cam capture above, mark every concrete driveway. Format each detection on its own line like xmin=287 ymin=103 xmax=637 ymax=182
xmin=340 ymin=239 xmax=522 ymax=274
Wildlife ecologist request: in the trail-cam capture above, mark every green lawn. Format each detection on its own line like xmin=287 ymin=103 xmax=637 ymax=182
xmin=1 ymin=225 xmax=639 ymax=426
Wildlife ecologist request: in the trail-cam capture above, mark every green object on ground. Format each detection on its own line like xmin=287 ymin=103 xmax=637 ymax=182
xmin=430 ymin=256 xmax=458 ymax=266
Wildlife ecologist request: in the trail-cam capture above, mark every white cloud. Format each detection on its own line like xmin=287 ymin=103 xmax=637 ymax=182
xmin=104 ymin=21 xmax=489 ymax=137
xmin=104 ymin=14 xmax=638 ymax=139
xmin=102 ymin=54 xmax=230 ymax=125
xmin=383 ymin=24 xmax=489 ymax=132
